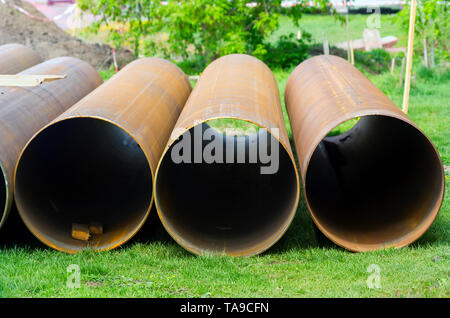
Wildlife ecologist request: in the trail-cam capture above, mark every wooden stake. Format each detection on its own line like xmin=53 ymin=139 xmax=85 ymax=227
xmin=430 ymin=39 xmax=435 ymax=68
xmin=345 ymin=11 xmax=351 ymax=63
xmin=423 ymin=38 xmax=428 ymax=68
xmin=350 ymin=39 xmax=355 ymax=65
xmin=402 ymin=0 xmax=417 ymax=114
xmin=391 ymin=57 xmax=396 ymax=75
xmin=323 ymin=33 xmax=330 ymax=55
xmin=399 ymin=57 xmax=405 ymax=88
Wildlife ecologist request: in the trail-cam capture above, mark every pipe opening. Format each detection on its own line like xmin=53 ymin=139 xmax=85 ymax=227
xmin=306 ymin=115 xmax=443 ymax=250
xmin=208 ymin=118 xmax=262 ymax=136
xmin=327 ymin=117 xmax=360 ymax=137
xmin=15 ymin=117 xmax=153 ymax=252
xmin=156 ymin=121 xmax=298 ymax=256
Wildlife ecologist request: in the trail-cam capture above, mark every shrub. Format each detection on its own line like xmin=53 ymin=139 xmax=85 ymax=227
xmin=78 ymin=0 xmax=331 ymax=67
xmin=417 ymin=63 xmax=450 ymax=82
xmin=307 ymin=44 xmax=347 ymax=59
xmin=263 ymin=33 xmax=311 ymax=69
xmin=354 ymin=49 xmax=392 ymax=74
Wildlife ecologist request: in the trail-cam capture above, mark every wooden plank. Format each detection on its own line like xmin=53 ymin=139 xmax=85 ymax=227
xmin=72 ymin=223 xmax=90 ymax=241
xmin=88 ymin=222 xmax=103 ymax=235
xmin=0 ymin=74 xmax=66 ymax=87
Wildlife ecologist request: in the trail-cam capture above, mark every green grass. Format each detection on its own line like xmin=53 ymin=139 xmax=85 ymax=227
xmin=0 ymin=66 xmax=448 ymax=298
xmin=270 ymin=14 xmax=408 ymax=47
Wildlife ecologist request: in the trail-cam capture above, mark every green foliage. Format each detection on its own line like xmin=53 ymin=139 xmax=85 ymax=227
xmin=78 ymin=0 xmax=168 ymax=57
xmin=159 ymin=0 xmax=327 ymax=64
xmin=395 ymin=0 xmax=449 ymax=61
xmin=78 ymin=0 xmax=330 ymax=69
xmin=306 ymin=44 xmax=347 ymax=58
xmin=175 ymin=55 xmax=208 ymax=75
xmin=416 ymin=64 xmax=450 ymax=82
xmin=354 ymin=48 xmax=393 ymax=74
xmin=263 ymin=32 xmax=311 ymax=69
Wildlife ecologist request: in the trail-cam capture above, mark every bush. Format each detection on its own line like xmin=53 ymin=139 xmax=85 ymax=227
xmin=354 ymin=49 xmax=392 ymax=74
xmin=395 ymin=0 xmax=449 ymax=62
xmin=416 ymin=63 xmax=450 ymax=82
xmin=176 ymin=55 xmax=207 ymax=75
xmin=307 ymin=44 xmax=347 ymax=59
xmin=79 ymin=0 xmax=331 ymax=67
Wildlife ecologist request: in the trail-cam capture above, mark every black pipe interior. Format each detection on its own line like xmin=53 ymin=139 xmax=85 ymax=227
xmin=14 ymin=118 xmax=153 ymax=251
xmin=156 ymin=122 xmax=298 ymax=255
xmin=306 ymin=115 xmax=443 ymax=247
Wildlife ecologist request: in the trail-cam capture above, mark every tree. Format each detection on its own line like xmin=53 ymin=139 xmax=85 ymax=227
xmin=78 ymin=0 xmax=168 ymax=57
xmin=79 ymin=1 xmax=329 ymax=60
xmin=164 ymin=0 xmax=330 ymax=64
xmin=396 ymin=0 xmax=449 ymax=67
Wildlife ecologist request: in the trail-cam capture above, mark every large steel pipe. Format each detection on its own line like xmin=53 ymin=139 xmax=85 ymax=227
xmin=285 ymin=55 xmax=444 ymax=252
xmin=0 ymin=57 xmax=102 ymax=230
xmin=0 ymin=43 xmax=42 ymax=74
xmin=14 ymin=58 xmax=191 ymax=253
xmin=155 ymin=54 xmax=300 ymax=256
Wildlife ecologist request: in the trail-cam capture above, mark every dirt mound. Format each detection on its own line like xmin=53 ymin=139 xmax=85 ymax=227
xmin=0 ymin=0 xmax=134 ymax=69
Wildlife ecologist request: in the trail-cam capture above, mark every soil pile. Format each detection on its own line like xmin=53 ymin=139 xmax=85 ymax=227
xmin=0 ymin=0 xmax=134 ymax=69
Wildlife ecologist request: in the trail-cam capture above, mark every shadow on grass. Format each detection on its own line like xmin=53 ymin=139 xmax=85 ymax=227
xmin=123 ymin=205 xmax=185 ymax=248
xmin=411 ymin=213 xmax=449 ymax=248
xmin=0 ymin=203 xmax=192 ymax=256
xmin=0 ymin=181 xmax=446 ymax=257
xmin=0 ymin=204 xmax=48 ymax=251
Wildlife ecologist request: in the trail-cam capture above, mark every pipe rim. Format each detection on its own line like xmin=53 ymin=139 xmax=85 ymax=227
xmin=154 ymin=116 xmax=300 ymax=256
xmin=14 ymin=115 xmax=155 ymax=253
xmin=302 ymin=111 xmax=445 ymax=252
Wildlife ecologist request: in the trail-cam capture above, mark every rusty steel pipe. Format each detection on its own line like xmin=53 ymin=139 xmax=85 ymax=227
xmin=285 ymin=55 xmax=444 ymax=252
xmin=154 ymin=54 xmax=300 ymax=256
xmin=0 ymin=43 xmax=42 ymax=74
xmin=14 ymin=58 xmax=191 ymax=253
xmin=0 ymin=57 xmax=102 ymax=231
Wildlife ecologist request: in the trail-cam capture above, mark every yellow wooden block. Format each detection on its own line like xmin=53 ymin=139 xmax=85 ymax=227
xmin=72 ymin=223 xmax=90 ymax=241
xmin=88 ymin=222 xmax=103 ymax=235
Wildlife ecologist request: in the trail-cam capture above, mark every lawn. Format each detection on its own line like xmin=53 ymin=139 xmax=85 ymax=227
xmin=0 ymin=62 xmax=448 ymax=298
xmin=270 ymin=14 xmax=408 ymax=47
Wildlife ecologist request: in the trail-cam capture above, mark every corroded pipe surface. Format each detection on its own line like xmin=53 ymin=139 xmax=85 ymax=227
xmin=0 ymin=43 xmax=42 ymax=74
xmin=155 ymin=54 xmax=300 ymax=256
xmin=14 ymin=58 xmax=191 ymax=253
xmin=285 ymin=55 xmax=444 ymax=252
xmin=0 ymin=57 xmax=102 ymax=230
